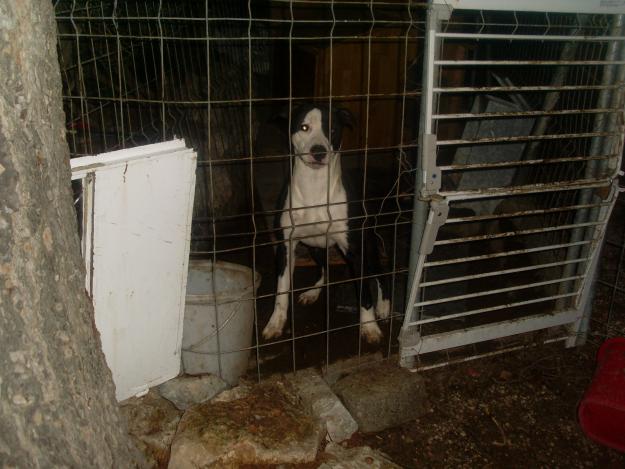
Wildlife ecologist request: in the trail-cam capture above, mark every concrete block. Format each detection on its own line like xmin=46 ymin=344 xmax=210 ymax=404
xmin=332 ymin=362 xmax=428 ymax=433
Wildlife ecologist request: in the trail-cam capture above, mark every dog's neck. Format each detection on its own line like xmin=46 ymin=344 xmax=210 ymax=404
xmin=291 ymin=152 xmax=343 ymax=203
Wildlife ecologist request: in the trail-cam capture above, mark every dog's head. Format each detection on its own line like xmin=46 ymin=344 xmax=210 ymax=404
xmin=287 ymin=104 xmax=354 ymax=169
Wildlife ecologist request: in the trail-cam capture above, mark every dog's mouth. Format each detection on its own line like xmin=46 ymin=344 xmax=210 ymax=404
xmin=303 ymin=148 xmax=330 ymax=168
xmin=304 ymin=159 xmax=327 ymax=168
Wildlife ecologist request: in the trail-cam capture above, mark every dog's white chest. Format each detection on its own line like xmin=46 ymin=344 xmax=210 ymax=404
xmin=281 ymin=183 xmax=349 ymax=251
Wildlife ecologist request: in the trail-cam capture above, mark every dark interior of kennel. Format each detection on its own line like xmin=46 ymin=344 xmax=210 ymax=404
xmin=55 ymin=1 xmax=622 ymax=377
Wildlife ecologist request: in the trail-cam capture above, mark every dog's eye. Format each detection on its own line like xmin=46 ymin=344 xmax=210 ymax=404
xmin=300 ymin=124 xmax=309 ymax=132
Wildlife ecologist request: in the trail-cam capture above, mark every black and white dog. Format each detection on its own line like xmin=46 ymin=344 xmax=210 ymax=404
xmin=262 ymin=103 xmax=390 ymax=344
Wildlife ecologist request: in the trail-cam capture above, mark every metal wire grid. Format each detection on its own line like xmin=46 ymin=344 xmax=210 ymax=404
xmin=591 ymin=184 xmax=625 ymax=342
xmin=55 ymin=0 xmax=431 ymax=380
xmin=401 ymin=9 xmax=625 ymax=369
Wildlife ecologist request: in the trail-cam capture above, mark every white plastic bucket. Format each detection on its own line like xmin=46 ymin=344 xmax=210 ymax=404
xmin=182 ymin=260 xmax=261 ymax=385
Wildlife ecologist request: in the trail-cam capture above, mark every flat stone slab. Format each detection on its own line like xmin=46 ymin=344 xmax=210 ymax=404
xmin=119 ymin=390 xmax=183 ymax=467
xmin=157 ymin=374 xmax=228 ymax=410
xmin=332 ymin=362 xmax=428 ymax=433
xmin=168 ymin=380 xmax=324 ymax=468
xmin=324 ymin=352 xmax=384 ymax=386
xmin=319 ymin=442 xmax=401 ymax=469
xmin=288 ymin=368 xmax=358 ymax=442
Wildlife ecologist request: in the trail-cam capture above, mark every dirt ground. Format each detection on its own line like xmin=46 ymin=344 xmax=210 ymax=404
xmin=342 ymin=282 xmax=625 ymax=468
xmin=349 ymin=340 xmax=624 ymax=468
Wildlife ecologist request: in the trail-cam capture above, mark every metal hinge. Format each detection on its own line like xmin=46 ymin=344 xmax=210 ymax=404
xmin=420 ymin=134 xmax=441 ymax=197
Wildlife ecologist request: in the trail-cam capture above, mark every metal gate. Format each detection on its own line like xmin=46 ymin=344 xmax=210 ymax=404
xmin=400 ymin=1 xmax=625 ymax=369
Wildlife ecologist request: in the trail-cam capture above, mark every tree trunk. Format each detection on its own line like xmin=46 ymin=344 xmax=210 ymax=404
xmin=0 ymin=1 xmax=143 ymax=466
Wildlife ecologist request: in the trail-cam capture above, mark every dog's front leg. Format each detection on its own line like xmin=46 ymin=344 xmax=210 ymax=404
xmin=263 ymin=238 xmax=298 ymax=340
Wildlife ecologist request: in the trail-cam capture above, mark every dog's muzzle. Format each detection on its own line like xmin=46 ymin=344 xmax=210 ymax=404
xmin=310 ymin=144 xmax=327 ymax=163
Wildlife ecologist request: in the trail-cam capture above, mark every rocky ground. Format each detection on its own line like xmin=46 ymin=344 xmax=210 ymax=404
xmin=120 ymin=333 xmax=625 ymax=468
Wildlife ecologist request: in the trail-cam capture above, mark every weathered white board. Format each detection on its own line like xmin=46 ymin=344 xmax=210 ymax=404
xmin=71 ymin=139 xmax=197 ymax=401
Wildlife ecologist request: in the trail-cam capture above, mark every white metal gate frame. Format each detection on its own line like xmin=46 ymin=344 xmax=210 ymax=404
xmin=400 ymin=1 xmax=625 ymax=369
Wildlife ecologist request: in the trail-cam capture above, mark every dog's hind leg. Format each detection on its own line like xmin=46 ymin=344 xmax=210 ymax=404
xmin=298 ymin=246 xmax=326 ymax=305
xmin=339 ymin=240 xmax=383 ymax=344
xmin=263 ymin=238 xmax=298 ymax=340
xmin=366 ymin=232 xmax=391 ymax=320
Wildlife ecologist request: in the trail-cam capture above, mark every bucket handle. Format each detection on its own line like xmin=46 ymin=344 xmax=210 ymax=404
xmin=182 ymin=305 xmax=243 ymax=352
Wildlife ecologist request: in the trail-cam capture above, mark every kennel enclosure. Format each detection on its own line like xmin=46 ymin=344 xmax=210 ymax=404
xmin=400 ymin=0 xmax=625 ymax=369
xmin=55 ymin=0 xmax=625 ymax=382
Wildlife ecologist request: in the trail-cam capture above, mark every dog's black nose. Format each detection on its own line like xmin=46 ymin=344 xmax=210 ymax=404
xmin=310 ymin=145 xmax=326 ymax=162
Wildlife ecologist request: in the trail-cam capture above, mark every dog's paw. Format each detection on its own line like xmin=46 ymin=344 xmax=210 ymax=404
xmin=298 ymin=287 xmax=321 ymax=305
xmin=262 ymin=315 xmax=286 ymax=340
xmin=376 ymin=298 xmax=390 ymax=319
xmin=361 ymin=321 xmax=383 ymax=344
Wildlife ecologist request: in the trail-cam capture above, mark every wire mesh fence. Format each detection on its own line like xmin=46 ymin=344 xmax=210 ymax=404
xmin=55 ymin=1 xmax=625 ymax=382
xmin=55 ymin=0 xmax=428 ymax=380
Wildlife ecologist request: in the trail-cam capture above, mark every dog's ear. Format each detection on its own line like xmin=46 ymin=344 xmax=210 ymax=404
xmin=270 ymin=105 xmax=288 ymax=125
xmin=336 ymin=107 xmax=355 ymax=129
xmin=271 ymin=104 xmax=302 ymax=124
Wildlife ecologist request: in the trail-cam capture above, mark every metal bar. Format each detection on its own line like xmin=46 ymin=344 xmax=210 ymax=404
xmin=436 ymin=32 xmax=625 ymax=42
xmin=438 ymin=131 xmax=618 ymax=146
xmin=432 ymin=0 xmax=625 ymax=14
xmin=410 ymin=292 xmax=578 ymax=327
xmin=435 ymin=60 xmax=625 ymax=66
xmin=440 ymin=155 xmax=616 ymax=172
xmin=405 ymin=309 xmax=580 ymax=355
xmin=420 ymin=258 xmax=588 ymax=287
xmin=435 ymin=84 xmax=625 ymax=93
xmin=446 ymin=202 xmax=610 ymax=224
xmin=61 ymin=0 xmax=429 ymax=9
xmin=400 ymin=3 xmax=448 ymax=368
xmin=425 ymin=240 xmax=591 ymax=267
xmin=57 ymin=15 xmax=425 ymax=25
xmin=415 ymin=276 xmax=581 ymax=308
xmin=57 ymin=33 xmax=423 ymax=42
xmin=433 ymin=108 xmax=622 ymax=120
xmin=62 ymin=90 xmax=422 ymax=106
xmin=434 ymin=221 xmax=602 ymax=246
xmin=440 ymin=178 xmax=611 ymax=200
xmin=197 ymin=143 xmax=419 ymax=165
xmin=387 ymin=0 xmax=418 ymax=360
xmin=413 ymin=336 xmax=569 ymax=372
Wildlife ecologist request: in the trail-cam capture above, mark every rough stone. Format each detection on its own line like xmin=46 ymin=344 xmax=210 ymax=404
xmin=332 ymin=362 xmax=428 ymax=433
xmin=168 ymin=380 xmax=324 ymax=468
xmin=288 ymin=368 xmax=358 ymax=442
xmin=157 ymin=374 xmax=229 ymax=410
xmin=319 ymin=442 xmax=401 ymax=469
xmin=211 ymin=379 xmax=254 ymax=403
xmin=119 ymin=390 xmax=183 ymax=467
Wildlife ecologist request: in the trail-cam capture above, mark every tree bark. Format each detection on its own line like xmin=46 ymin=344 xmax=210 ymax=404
xmin=0 ymin=1 xmax=143 ymax=466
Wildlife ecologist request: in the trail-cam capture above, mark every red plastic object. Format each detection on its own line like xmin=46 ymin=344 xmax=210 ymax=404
xmin=579 ymin=337 xmax=625 ymax=452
